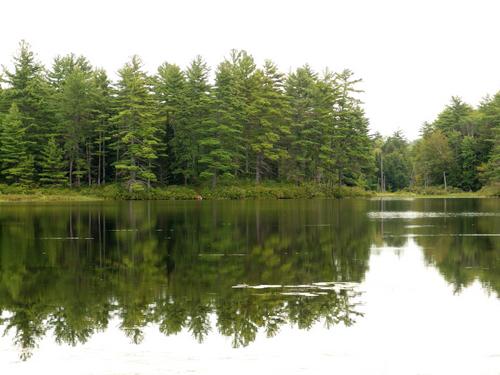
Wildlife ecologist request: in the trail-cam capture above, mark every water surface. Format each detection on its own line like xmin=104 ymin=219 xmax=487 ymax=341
xmin=1 ymin=198 xmax=499 ymax=374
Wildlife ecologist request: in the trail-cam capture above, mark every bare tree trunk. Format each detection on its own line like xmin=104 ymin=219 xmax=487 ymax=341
xmin=87 ymin=143 xmax=92 ymax=186
xmin=255 ymin=154 xmax=261 ymax=184
xmin=443 ymin=171 xmax=447 ymax=191
xmin=69 ymin=159 xmax=73 ymax=188
xmin=97 ymin=137 xmax=102 ymax=186
xmin=380 ymin=153 xmax=384 ymax=192
xmin=102 ymin=138 xmax=106 ymax=185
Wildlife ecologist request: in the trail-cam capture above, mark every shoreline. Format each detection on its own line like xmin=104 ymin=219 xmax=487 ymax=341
xmin=0 ymin=185 xmax=496 ymax=203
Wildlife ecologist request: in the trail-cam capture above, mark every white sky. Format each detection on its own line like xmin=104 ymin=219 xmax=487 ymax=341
xmin=1 ymin=0 xmax=500 ymax=140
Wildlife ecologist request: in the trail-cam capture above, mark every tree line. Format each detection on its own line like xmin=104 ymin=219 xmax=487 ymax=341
xmin=0 ymin=41 xmax=498 ymax=192
xmin=374 ymin=95 xmax=499 ymax=192
xmin=0 ymin=41 xmax=371 ymax=192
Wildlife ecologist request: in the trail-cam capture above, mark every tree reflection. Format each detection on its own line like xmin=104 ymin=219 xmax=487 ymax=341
xmin=374 ymin=198 xmax=500 ymax=296
xmin=0 ymin=200 xmax=370 ymax=360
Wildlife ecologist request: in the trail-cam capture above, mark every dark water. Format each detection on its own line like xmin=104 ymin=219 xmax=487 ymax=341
xmin=1 ymin=199 xmax=499 ymax=374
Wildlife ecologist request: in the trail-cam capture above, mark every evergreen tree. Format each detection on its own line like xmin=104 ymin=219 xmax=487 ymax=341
xmin=199 ymin=56 xmax=243 ymax=186
xmin=155 ymin=63 xmax=186 ymax=183
xmin=285 ymin=65 xmax=319 ymax=182
xmin=477 ymin=93 xmax=500 ymax=185
xmin=3 ymin=41 xmax=55 ymax=168
xmin=112 ymin=56 xmax=160 ymax=192
xmin=315 ymin=69 xmax=339 ymax=183
xmin=39 ymin=137 xmax=67 ymax=186
xmin=251 ymin=61 xmax=290 ymax=183
xmin=51 ymin=57 xmax=95 ymax=186
xmin=228 ymin=50 xmax=258 ymax=177
xmin=484 ymin=125 xmax=500 ymax=183
xmin=330 ymin=70 xmax=371 ymax=187
xmin=431 ymin=97 xmax=474 ymax=186
xmin=91 ymin=69 xmax=114 ymax=186
xmin=0 ymin=103 xmax=34 ymax=184
xmin=154 ymin=62 xmax=187 ymax=184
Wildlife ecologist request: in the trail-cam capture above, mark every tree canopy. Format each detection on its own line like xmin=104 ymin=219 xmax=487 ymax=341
xmin=0 ymin=41 xmax=498 ymax=192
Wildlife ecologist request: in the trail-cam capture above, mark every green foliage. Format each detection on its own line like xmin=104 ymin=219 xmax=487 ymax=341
xmin=0 ymin=42 xmax=498 ymax=196
xmin=112 ymin=56 xmax=160 ymax=192
xmin=250 ymin=60 xmax=290 ymax=183
xmin=201 ymin=182 xmax=372 ymax=200
xmin=39 ymin=137 xmax=67 ymax=186
xmin=50 ymin=54 xmax=96 ymax=186
xmin=413 ymin=130 xmax=453 ymax=187
xmin=0 ymin=103 xmax=34 ymax=184
xmin=412 ymin=95 xmax=499 ymax=191
xmin=379 ymin=131 xmax=412 ymax=191
xmin=3 ymin=41 xmax=55 ymax=168
xmin=154 ymin=62 xmax=186 ymax=184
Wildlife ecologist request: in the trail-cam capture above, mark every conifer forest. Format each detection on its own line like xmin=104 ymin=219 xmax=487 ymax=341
xmin=0 ymin=41 xmax=498 ymax=195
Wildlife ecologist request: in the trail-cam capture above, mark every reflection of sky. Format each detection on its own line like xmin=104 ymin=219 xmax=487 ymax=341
xmin=3 ymin=240 xmax=499 ymax=375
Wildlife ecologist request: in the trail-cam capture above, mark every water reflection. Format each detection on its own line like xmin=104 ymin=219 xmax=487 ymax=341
xmin=0 ymin=200 xmax=371 ymax=360
xmin=0 ymin=198 xmax=498 ymax=360
xmin=373 ymin=198 xmax=500 ymax=296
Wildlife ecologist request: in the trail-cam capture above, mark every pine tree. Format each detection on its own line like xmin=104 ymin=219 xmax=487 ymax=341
xmin=91 ymin=69 xmax=113 ymax=186
xmin=178 ymin=57 xmax=213 ymax=184
xmin=285 ymin=65 xmax=320 ymax=182
xmin=485 ymin=125 xmax=500 ymax=183
xmin=432 ymin=97 xmax=474 ymax=186
xmin=199 ymin=57 xmax=244 ymax=187
xmin=154 ymin=62 xmax=186 ymax=184
xmin=0 ymin=103 xmax=34 ymax=184
xmin=251 ymin=60 xmax=290 ymax=183
xmin=330 ymin=70 xmax=371 ymax=187
xmin=228 ymin=50 xmax=258 ymax=177
xmin=477 ymin=93 xmax=500 ymax=185
xmin=112 ymin=56 xmax=160 ymax=192
xmin=314 ymin=69 xmax=339 ymax=183
xmin=0 ymin=79 xmax=7 ymax=113
xmin=39 ymin=137 xmax=67 ymax=186
xmin=49 ymin=54 xmax=95 ymax=187
xmin=3 ymin=41 xmax=55 ymax=168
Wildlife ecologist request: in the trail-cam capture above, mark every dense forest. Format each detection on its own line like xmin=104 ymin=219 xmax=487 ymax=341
xmin=374 ymin=96 xmax=500 ymax=192
xmin=0 ymin=41 xmax=498 ymax=193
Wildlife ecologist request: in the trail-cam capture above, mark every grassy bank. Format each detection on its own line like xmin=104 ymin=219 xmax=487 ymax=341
xmin=0 ymin=187 xmax=103 ymax=202
xmin=0 ymin=183 xmax=373 ymax=202
xmin=1 ymin=183 xmax=497 ymax=202
xmin=375 ymin=184 xmax=500 ymax=198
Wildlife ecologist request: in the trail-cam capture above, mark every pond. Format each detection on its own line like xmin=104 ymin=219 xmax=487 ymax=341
xmin=1 ymin=198 xmax=499 ymax=374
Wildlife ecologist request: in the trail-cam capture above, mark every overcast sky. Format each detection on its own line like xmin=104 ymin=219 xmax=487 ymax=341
xmin=1 ymin=0 xmax=499 ymax=139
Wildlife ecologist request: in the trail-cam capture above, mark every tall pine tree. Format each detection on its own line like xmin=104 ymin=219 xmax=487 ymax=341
xmin=0 ymin=103 xmax=34 ymax=184
xmin=3 ymin=41 xmax=54 ymax=172
xmin=112 ymin=56 xmax=160 ymax=192
xmin=39 ymin=137 xmax=67 ymax=186
xmin=251 ymin=60 xmax=290 ymax=182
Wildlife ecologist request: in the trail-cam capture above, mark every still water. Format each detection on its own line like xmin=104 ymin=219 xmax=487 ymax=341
xmin=0 ymin=198 xmax=499 ymax=374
